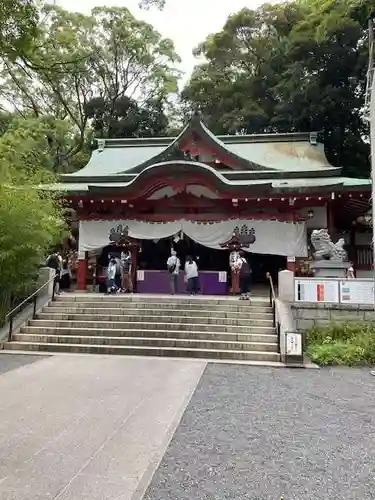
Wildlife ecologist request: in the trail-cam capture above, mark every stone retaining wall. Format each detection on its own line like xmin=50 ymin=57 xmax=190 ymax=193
xmin=292 ymin=303 xmax=375 ymax=330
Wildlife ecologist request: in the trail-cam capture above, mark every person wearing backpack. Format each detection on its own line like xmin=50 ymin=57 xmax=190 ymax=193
xmin=166 ymin=249 xmax=180 ymax=295
xmin=46 ymin=250 xmax=62 ymax=296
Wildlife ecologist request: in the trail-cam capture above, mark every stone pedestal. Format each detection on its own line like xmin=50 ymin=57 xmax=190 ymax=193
xmin=278 ymin=270 xmax=295 ymax=302
xmin=310 ymin=260 xmax=349 ymax=278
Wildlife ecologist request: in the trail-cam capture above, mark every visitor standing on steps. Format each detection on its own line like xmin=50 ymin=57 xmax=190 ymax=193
xmin=121 ymin=249 xmax=133 ymax=293
xmin=114 ymin=255 xmax=122 ymax=290
xmin=236 ymin=250 xmax=252 ymax=301
xmin=60 ymin=259 xmax=72 ymax=291
xmin=46 ymin=250 xmax=62 ymax=296
xmin=185 ymin=255 xmax=199 ymax=295
xmin=106 ymin=258 xmax=118 ymax=294
xmin=167 ymin=249 xmax=181 ymax=295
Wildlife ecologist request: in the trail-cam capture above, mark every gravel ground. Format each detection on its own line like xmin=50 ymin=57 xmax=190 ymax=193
xmin=0 ymin=353 xmax=47 ymax=375
xmin=144 ymin=364 xmax=375 ymax=500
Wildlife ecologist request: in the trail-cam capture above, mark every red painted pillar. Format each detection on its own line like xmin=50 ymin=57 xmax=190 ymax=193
xmin=232 ymin=270 xmax=240 ymax=294
xmin=287 ymin=212 xmax=297 ymax=274
xmin=77 ymin=252 xmax=88 ymax=290
xmin=286 ymin=258 xmax=296 ymax=273
xmin=326 ymin=201 xmax=335 ymax=235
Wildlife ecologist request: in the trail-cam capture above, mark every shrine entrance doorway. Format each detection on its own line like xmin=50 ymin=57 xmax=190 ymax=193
xmin=137 ymin=236 xmax=229 ymax=272
xmin=137 ymin=236 xmax=229 ymax=295
xmin=248 ymin=253 xmax=287 ymax=284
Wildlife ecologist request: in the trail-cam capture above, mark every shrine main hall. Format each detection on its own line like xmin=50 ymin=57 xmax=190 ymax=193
xmin=55 ymin=112 xmax=371 ymax=294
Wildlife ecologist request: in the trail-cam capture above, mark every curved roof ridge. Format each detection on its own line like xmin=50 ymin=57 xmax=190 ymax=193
xmin=117 ymin=112 xmax=275 ymax=174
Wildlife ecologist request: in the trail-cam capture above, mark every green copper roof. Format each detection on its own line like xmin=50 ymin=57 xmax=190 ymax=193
xmin=57 ymin=113 xmax=370 ymax=197
xmin=222 ymin=141 xmax=333 ymax=172
xmin=66 ymin=144 xmax=167 ymax=178
xmin=62 ymin=114 xmax=337 ymax=181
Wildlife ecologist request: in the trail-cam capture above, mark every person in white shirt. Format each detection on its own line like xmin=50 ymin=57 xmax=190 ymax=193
xmin=185 ymin=255 xmax=199 ymax=295
xmin=167 ymin=249 xmax=181 ymax=295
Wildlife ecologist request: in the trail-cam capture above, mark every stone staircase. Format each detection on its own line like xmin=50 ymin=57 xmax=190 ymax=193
xmin=4 ymin=294 xmax=280 ymax=362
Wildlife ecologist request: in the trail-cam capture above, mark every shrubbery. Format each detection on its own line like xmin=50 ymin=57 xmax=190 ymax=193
xmin=307 ymin=322 xmax=375 ymax=366
xmin=0 ymin=122 xmax=67 ymax=325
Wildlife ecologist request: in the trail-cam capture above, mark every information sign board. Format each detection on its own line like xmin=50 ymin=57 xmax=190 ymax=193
xmin=295 ymin=279 xmax=339 ymax=303
xmin=339 ymin=280 xmax=374 ymax=305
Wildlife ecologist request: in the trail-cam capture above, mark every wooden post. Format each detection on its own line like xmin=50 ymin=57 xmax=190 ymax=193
xmin=231 ymin=269 xmax=240 ymax=295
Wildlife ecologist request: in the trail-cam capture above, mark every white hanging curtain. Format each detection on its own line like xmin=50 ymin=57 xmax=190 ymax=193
xmin=78 ymin=220 xmax=181 ymax=252
xmin=182 ymin=220 xmax=307 ymax=256
xmin=79 ymin=219 xmax=307 ymax=257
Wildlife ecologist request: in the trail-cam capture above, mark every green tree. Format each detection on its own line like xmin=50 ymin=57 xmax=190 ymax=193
xmin=0 ymin=120 xmax=66 ymax=324
xmin=0 ymin=0 xmax=38 ymax=58
xmin=0 ymin=182 xmax=65 ymax=324
xmin=183 ymin=0 xmax=372 ymax=177
xmin=183 ymin=4 xmax=304 ymax=133
xmin=0 ymin=115 xmax=88 ymax=175
xmin=0 ymin=4 xmax=179 ymax=168
xmin=85 ymin=96 xmax=168 ymax=138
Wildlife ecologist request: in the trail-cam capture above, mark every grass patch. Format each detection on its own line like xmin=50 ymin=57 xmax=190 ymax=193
xmin=307 ymin=322 xmax=375 ymax=366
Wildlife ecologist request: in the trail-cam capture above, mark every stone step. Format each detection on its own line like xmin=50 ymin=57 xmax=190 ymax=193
xmin=4 ymin=341 xmax=280 ymax=362
xmin=42 ymin=307 xmax=272 ymax=319
xmin=21 ymin=325 xmax=276 ymax=343
xmin=55 ymin=295 xmax=270 ymax=307
xmin=22 ymin=324 xmax=275 ymax=337
xmin=29 ymin=319 xmax=274 ymax=332
xmin=36 ymin=313 xmax=273 ymax=327
xmin=50 ymin=301 xmax=272 ymax=313
xmin=12 ymin=334 xmax=279 ymax=352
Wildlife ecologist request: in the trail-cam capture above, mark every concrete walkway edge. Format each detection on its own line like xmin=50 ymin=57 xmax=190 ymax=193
xmin=131 ymin=363 xmax=207 ymax=500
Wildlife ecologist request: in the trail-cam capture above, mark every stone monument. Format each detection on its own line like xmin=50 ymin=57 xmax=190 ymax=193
xmin=310 ymin=229 xmax=350 ymax=278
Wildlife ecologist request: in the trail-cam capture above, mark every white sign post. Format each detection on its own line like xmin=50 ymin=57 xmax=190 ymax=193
xmin=285 ymin=331 xmax=303 ymax=365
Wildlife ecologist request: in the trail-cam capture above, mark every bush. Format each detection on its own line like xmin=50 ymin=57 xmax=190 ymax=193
xmin=0 ymin=119 xmax=67 ymax=325
xmin=306 ymin=322 xmax=375 ymax=366
xmin=0 ymin=183 xmax=65 ymax=325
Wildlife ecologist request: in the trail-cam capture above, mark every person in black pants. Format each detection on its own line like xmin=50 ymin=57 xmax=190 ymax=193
xmin=46 ymin=250 xmax=62 ymax=296
xmin=237 ymin=250 xmax=251 ymax=300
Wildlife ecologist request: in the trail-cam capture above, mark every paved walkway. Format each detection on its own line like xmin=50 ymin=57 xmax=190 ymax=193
xmin=145 ymin=364 xmax=375 ymax=500
xmin=0 ymin=354 xmax=205 ymax=500
xmin=2 ymin=355 xmax=373 ymax=500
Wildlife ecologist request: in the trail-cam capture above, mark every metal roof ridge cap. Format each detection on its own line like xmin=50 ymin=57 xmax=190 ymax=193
xmin=218 ymin=132 xmax=315 ymax=144
xmin=96 ymin=136 xmax=175 ymax=142
xmin=95 ymin=138 xmax=174 ymax=148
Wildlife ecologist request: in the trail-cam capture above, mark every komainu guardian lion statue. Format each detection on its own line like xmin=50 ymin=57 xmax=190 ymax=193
xmin=310 ymin=229 xmax=347 ymax=262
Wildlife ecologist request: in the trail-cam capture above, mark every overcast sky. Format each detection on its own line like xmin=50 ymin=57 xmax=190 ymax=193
xmin=57 ymin=0 xmax=267 ymax=83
